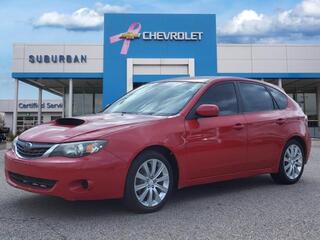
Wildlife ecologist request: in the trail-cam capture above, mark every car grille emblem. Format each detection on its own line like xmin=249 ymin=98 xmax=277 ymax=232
xmin=25 ymin=142 xmax=33 ymax=150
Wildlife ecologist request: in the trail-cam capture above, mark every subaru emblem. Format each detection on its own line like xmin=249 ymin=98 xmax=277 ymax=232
xmin=26 ymin=142 xmax=33 ymax=149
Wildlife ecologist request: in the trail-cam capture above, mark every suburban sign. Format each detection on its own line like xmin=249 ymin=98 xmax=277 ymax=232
xmin=29 ymin=55 xmax=87 ymax=64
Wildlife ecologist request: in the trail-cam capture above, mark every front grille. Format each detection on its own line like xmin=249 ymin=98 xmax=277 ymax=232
xmin=9 ymin=172 xmax=56 ymax=189
xmin=16 ymin=140 xmax=53 ymax=158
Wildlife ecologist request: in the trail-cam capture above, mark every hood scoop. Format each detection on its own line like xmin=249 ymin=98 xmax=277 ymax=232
xmin=55 ymin=118 xmax=85 ymax=126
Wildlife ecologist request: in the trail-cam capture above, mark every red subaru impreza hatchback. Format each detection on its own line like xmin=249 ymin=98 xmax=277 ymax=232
xmin=5 ymin=77 xmax=311 ymax=213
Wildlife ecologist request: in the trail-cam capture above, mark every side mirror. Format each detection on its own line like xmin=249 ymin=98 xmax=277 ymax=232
xmin=196 ymin=104 xmax=219 ymax=118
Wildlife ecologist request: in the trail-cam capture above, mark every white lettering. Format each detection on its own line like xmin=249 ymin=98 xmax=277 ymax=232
xmin=142 ymin=32 xmax=203 ymax=41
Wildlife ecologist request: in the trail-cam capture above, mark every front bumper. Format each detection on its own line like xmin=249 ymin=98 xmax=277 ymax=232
xmin=5 ymin=150 xmax=128 ymax=201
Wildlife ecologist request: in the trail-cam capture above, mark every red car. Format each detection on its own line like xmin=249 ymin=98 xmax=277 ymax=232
xmin=5 ymin=77 xmax=311 ymax=213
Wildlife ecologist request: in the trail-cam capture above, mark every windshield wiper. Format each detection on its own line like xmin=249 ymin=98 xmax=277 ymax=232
xmin=119 ymin=111 xmax=134 ymax=115
xmin=113 ymin=111 xmax=165 ymax=116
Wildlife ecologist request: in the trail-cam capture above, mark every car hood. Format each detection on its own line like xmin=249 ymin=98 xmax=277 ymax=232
xmin=19 ymin=113 xmax=166 ymax=143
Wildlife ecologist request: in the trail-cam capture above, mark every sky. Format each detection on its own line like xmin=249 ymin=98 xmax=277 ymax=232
xmin=1 ymin=0 xmax=320 ymax=100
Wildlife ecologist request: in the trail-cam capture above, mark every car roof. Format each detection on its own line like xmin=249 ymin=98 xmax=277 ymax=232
xmin=157 ymin=76 xmax=261 ymax=83
xmin=157 ymin=76 xmax=212 ymax=83
xmin=157 ymin=76 xmax=285 ymax=93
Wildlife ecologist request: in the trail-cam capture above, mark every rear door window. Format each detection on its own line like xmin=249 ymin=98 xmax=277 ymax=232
xmin=239 ymin=83 xmax=274 ymax=113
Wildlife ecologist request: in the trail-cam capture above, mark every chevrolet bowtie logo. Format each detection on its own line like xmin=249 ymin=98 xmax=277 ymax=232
xmin=120 ymin=32 xmax=141 ymax=40
xmin=109 ymin=22 xmax=142 ymax=55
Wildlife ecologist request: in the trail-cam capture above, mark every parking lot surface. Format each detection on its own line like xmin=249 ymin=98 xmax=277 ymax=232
xmin=0 ymin=141 xmax=320 ymax=240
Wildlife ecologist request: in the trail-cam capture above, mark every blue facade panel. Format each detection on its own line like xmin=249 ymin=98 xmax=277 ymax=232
xmin=103 ymin=13 xmax=217 ymax=105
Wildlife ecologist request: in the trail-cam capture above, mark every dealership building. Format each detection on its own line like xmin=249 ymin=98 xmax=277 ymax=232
xmin=9 ymin=13 xmax=320 ymax=136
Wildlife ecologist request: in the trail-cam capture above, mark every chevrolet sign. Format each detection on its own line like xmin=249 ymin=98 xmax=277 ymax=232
xmin=142 ymin=32 xmax=203 ymax=41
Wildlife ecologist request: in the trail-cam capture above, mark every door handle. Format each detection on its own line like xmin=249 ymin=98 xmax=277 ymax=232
xmin=276 ymin=118 xmax=286 ymax=125
xmin=233 ymin=123 xmax=245 ymax=130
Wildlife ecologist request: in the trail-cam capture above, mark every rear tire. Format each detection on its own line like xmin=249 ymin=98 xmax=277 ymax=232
xmin=123 ymin=150 xmax=173 ymax=213
xmin=271 ymin=139 xmax=305 ymax=184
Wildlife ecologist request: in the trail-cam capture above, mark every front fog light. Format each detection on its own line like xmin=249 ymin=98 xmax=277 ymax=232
xmin=50 ymin=140 xmax=106 ymax=158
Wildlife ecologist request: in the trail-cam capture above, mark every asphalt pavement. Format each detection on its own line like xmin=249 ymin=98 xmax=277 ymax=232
xmin=0 ymin=141 xmax=320 ymax=240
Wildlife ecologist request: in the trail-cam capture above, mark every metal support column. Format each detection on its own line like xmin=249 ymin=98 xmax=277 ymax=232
xmin=278 ymin=78 xmax=283 ymax=88
xmin=37 ymin=88 xmax=42 ymax=125
xmin=13 ymin=79 xmax=19 ymax=136
xmin=62 ymin=94 xmax=65 ymax=118
xmin=317 ymin=84 xmax=320 ymax=127
xmin=68 ymin=78 xmax=73 ymax=117
xmin=62 ymin=87 xmax=66 ymax=118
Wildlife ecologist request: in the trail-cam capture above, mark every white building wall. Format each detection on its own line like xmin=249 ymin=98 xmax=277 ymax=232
xmin=13 ymin=44 xmax=103 ymax=73
xmin=4 ymin=113 xmax=13 ymax=130
xmin=217 ymin=44 xmax=320 ymax=73
xmin=42 ymin=114 xmax=52 ymax=123
xmin=13 ymin=43 xmax=320 ymax=75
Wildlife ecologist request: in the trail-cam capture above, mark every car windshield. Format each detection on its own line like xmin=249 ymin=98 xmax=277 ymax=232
xmin=105 ymin=81 xmax=203 ymax=116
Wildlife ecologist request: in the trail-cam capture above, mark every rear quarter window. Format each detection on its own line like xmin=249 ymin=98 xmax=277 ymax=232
xmin=267 ymin=87 xmax=288 ymax=110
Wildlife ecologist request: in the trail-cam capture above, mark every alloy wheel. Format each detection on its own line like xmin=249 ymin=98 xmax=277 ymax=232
xmin=283 ymin=144 xmax=303 ymax=180
xmin=134 ymin=159 xmax=170 ymax=207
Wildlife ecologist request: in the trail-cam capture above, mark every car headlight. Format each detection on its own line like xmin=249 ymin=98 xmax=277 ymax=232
xmin=49 ymin=140 xmax=107 ymax=158
xmin=11 ymin=136 xmax=18 ymax=153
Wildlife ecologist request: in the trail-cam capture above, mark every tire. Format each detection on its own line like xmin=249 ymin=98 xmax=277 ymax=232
xmin=271 ymin=139 xmax=305 ymax=184
xmin=123 ymin=150 xmax=174 ymax=213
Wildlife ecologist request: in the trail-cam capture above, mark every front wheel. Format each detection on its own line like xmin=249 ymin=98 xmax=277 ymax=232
xmin=271 ymin=139 xmax=305 ymax=184
xmin=123 ymin=150 xmax=173 ymax=213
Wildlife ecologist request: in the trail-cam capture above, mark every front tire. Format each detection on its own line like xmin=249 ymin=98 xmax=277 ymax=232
xmin=123 ymin=150 xmax=173 ymax=213
xmin=271 ymin=139 xmax=305 ymax=184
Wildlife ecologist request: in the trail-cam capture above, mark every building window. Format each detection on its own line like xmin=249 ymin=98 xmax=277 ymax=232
xmin=288 ymin=92 xmax=317 ymax=127
xmin=16 ymin=114 xmax=44 ymax=132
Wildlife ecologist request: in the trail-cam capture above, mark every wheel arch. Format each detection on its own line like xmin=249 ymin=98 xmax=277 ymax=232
xmin=286 ymin=135 xmax=307 ymax=163
xmin=131 ymin=145 xmax=180 ymax=190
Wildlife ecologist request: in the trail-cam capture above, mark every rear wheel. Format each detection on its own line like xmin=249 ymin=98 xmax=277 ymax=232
xmin=123 ymin=150 xmax=173 ymax=213
xmin=271 ymin=139 xmax=305 ymax=184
